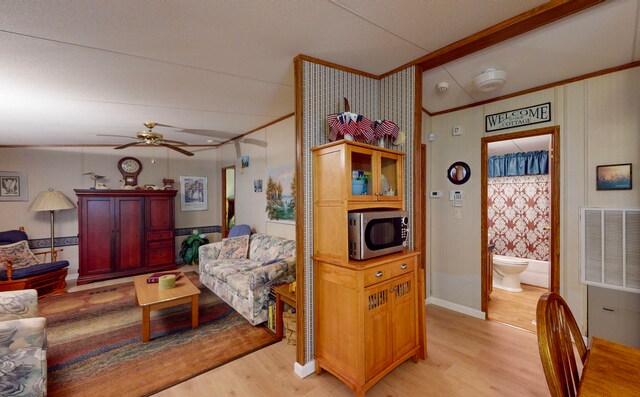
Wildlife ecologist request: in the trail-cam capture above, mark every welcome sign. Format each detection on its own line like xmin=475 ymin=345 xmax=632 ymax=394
xmin=486 ymin=102 xmax=551 ymax=132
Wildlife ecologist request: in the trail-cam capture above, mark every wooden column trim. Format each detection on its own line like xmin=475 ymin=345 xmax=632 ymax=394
xmin=413 ymin=66 xmax=427 ymax=359
xmin=293 ymin=56 xmax=306 ymax=365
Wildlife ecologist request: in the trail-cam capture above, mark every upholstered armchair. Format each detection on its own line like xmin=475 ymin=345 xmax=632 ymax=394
xmin=0 ymin=289 xmax=47 ymax=396
xmin=0 ymin=229 xmax=69 ymax=297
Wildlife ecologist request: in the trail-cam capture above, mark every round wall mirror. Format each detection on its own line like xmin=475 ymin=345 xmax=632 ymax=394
xmin=447 ymin=161 xmax=471 ymax=185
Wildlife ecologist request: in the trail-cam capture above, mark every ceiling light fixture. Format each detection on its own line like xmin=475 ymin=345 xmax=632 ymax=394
xmin=436 ymin=81 xmax=449 ymax=93
xmin=473 ymin=68 xmax=507 ymax=92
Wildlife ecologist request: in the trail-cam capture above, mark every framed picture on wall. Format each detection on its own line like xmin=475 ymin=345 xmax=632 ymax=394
xmin=180 ymin=176 xmax=208 ymax=211
xmin=265 ymin=164 xmax=295 ymax=224
xmin=596 ymin=163 xmax=632 ymax=190
xmin=0 ymin=171 xmax=28 ymax=201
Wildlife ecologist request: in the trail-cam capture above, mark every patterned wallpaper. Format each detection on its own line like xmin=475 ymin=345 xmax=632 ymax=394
xmin=300 ymin=60 xmax=416 ymax=363
xmin=487 ymin=175 xmax=550 ymax=261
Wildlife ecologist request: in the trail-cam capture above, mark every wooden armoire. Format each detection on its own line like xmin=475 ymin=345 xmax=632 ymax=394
xmin=75 ymin=189 xmax=177 ymax=284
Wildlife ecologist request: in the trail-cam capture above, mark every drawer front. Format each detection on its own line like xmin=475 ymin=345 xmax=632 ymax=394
xmin=147 ymin=247 xmax=173 ymax=266
xmin=364 ymin=259 xmax=414 ymax=287
xmin=148 ymin=239 xmax=173 ymax=249
xmin=147 ymin=230 xmax=173 ymax=241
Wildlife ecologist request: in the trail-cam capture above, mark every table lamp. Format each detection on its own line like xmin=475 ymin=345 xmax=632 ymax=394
xmin=28 ymin=188 xmax=76 ymax=258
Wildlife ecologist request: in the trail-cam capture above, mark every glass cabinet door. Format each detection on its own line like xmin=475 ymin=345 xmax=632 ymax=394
xmin=377 ymin=152 xmax=401 ymax=201
xmin=349 ymin=148 xmax=375 ymax=200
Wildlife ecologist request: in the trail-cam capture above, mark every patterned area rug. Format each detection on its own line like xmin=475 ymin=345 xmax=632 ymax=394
xmin=40 ymin=273 xmax=277 ymax=397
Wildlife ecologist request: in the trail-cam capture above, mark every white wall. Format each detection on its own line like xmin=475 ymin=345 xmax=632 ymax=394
xmin=217 ymin=116 xmax=295 ymax=240
xmin=424 ymin=66 xmax=640 ymax=331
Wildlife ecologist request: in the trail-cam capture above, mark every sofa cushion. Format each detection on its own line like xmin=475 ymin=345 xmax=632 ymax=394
xmin=0 ymin=241 xmax=40 ymax=271
xmin=202 ymin=258 xmax=261 ymax=283
xmin=262 ymin=258 xmax=284 ymax=266
xmin=248 ymin=234 xmax=295 ymax=262
xmin=1 ymin=260 xmax=69 ymax=281
xmin=219 ymin=235 xmax=249 ymax=259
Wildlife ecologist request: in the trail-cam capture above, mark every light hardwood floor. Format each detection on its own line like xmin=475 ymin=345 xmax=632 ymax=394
xmin=155 ymin=305 xmax=549 ymax=397
xmin=488 ymin=284 xmax=548 ymax=333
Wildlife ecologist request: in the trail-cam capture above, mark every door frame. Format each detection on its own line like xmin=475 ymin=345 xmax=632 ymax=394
xmin=221 ymin=165 xmax=235 ymax=238
xmin=480 ymin=125 xmax=560 ymax=313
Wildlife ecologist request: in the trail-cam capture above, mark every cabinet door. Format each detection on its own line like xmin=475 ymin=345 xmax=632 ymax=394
xmin=115 ymin=197 xmax=144 ymax=271
xmin=376 ymin=152 xmax=402 ymax=201
xmin=391 ymin=273 xmax=417 ymax=361
xmin=364 ymin=281 xmax=393 ymax=381
xmin=80 ymin=197 xmax=114 ymax=276
xmin=146 ymin=196 xmax=174 ymax=230
xmin=348 ymin=145 xmax=376 ymax=201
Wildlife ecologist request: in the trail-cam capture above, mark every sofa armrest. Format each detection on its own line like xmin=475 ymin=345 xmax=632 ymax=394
xmin=248 ymin=257 xmax=296 ymax=291
xmin=0 ymin=317 xmax=46 ymax=349
xmin=199 ymin=241 xmax=222 ymax=273
xmin=0 ymin=289 xmax=38 ymax=321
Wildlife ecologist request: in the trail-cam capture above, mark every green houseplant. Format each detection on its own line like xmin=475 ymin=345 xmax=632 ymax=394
xmin=179 ymin=229 xmax=209 ymax=265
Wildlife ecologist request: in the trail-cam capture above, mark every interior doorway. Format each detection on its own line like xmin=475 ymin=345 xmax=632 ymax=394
xmin=481 ymin=126 xmax=560 ymax=332
xmin=221 ymin=166 xmax=235 ymax=238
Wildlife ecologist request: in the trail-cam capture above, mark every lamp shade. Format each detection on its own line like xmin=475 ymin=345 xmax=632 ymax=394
xmin=28 ymin=188 xmax=75 ymax=212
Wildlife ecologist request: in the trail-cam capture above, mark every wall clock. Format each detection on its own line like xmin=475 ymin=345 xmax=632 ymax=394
xmin=118 ymin=157 xmax=142 ymax=186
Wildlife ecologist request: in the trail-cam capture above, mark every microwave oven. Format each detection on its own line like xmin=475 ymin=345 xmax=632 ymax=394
xmin=348 ymin=210 xmax=409 ymax=260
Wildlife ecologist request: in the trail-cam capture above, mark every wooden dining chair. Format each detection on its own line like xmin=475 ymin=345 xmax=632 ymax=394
xmin=536 ymin=292 xmax=589 ymax=397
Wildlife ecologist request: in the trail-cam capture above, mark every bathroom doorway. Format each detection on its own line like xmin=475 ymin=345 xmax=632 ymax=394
xmin=221 ymin=166 xmax=235 ymax=238
xmin=481 ymin=126 xmax=560 ymax=332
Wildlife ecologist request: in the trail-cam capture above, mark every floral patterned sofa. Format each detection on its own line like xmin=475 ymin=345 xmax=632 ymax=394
xmin=0 ymin=289 xmax=47 ymax=396
xmin=199 ymin=233 xmax=295 ymax=326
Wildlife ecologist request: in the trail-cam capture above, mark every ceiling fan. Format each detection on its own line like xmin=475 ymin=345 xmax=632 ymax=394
xmin=97 ymin=122 xmax=194 ymax=156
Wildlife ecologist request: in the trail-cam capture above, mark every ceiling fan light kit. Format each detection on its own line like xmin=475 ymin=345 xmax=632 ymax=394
xmin=103 ymin=122 xmax=195 ymax=156
xmin=473 ymin=68 xmax=507 ymax=91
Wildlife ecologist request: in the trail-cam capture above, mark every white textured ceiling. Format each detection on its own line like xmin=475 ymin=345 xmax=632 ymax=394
xmin=423 ymin=0 xmax=640 ymax=113
xmin=0 ymin=0 xmax=635 ymax=147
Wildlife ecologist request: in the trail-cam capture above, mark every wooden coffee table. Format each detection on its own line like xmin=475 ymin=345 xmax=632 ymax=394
xmin=133 ymin=272 xmax=201 ymax=343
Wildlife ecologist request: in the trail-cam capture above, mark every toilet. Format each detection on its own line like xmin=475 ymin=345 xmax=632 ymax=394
xmin=492 ymin=255 xmax=529 ymax=292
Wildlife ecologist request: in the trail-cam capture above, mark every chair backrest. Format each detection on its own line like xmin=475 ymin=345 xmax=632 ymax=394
xmin=228 ymin=224 xmax=252 ymax=238
xmin=0 ymin=229 xmax=28 ymax=246
xmin=536 ymin=292 xmax=589 ymax=397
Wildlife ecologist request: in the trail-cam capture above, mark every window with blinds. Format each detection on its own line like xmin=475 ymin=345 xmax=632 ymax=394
xmin=580 ymin=208 xmax=640 ymax=293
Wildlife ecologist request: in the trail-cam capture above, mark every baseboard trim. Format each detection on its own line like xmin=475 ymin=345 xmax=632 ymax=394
xmin=426 ymin=297 xmax=486 ymax=320
xmin=294 ymin=360 xmax=315 ymax=378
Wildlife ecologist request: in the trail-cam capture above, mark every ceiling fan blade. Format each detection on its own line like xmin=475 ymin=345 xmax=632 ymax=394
xmin=153 ymin=123 xmax=180 ymax=128
xmin=234 ymin=141 xmax=241 ymax=159
xmin=160 ymin=143 xmax=194 ymax=156
xmin=160 ymin=138 xmax=188 ymax=145
xmin=242 ymin=138 xmax=267 ymax=147
xmin=95 ymin=134 xmax=139 ymax=140
xmin=178 ymin=129 xmax=238 ymax=140
xmin=114 ymin=142 xmax=142 ymax=150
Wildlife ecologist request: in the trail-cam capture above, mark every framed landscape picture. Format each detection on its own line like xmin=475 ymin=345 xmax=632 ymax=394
xmin=0 ymin=171 xmax=28 ymax=201
xmin=596 ymin=163 xmax=632 ymax=190
xmin=265 ymin=164 xmax=295 ymax=224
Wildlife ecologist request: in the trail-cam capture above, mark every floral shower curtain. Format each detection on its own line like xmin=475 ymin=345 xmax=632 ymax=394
xmin=488 ymin=150 xmax=549 ymax=177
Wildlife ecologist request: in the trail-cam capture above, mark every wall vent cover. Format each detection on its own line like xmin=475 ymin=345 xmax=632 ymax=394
xmin=580 ymin=208 xmax=640 ymax=293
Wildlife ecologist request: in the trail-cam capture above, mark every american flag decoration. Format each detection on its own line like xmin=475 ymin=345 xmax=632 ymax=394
xmin=372 ymin=119 xmax=399 ymax=140
xmin=327 ymin=98 xmax=375 ymax=143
